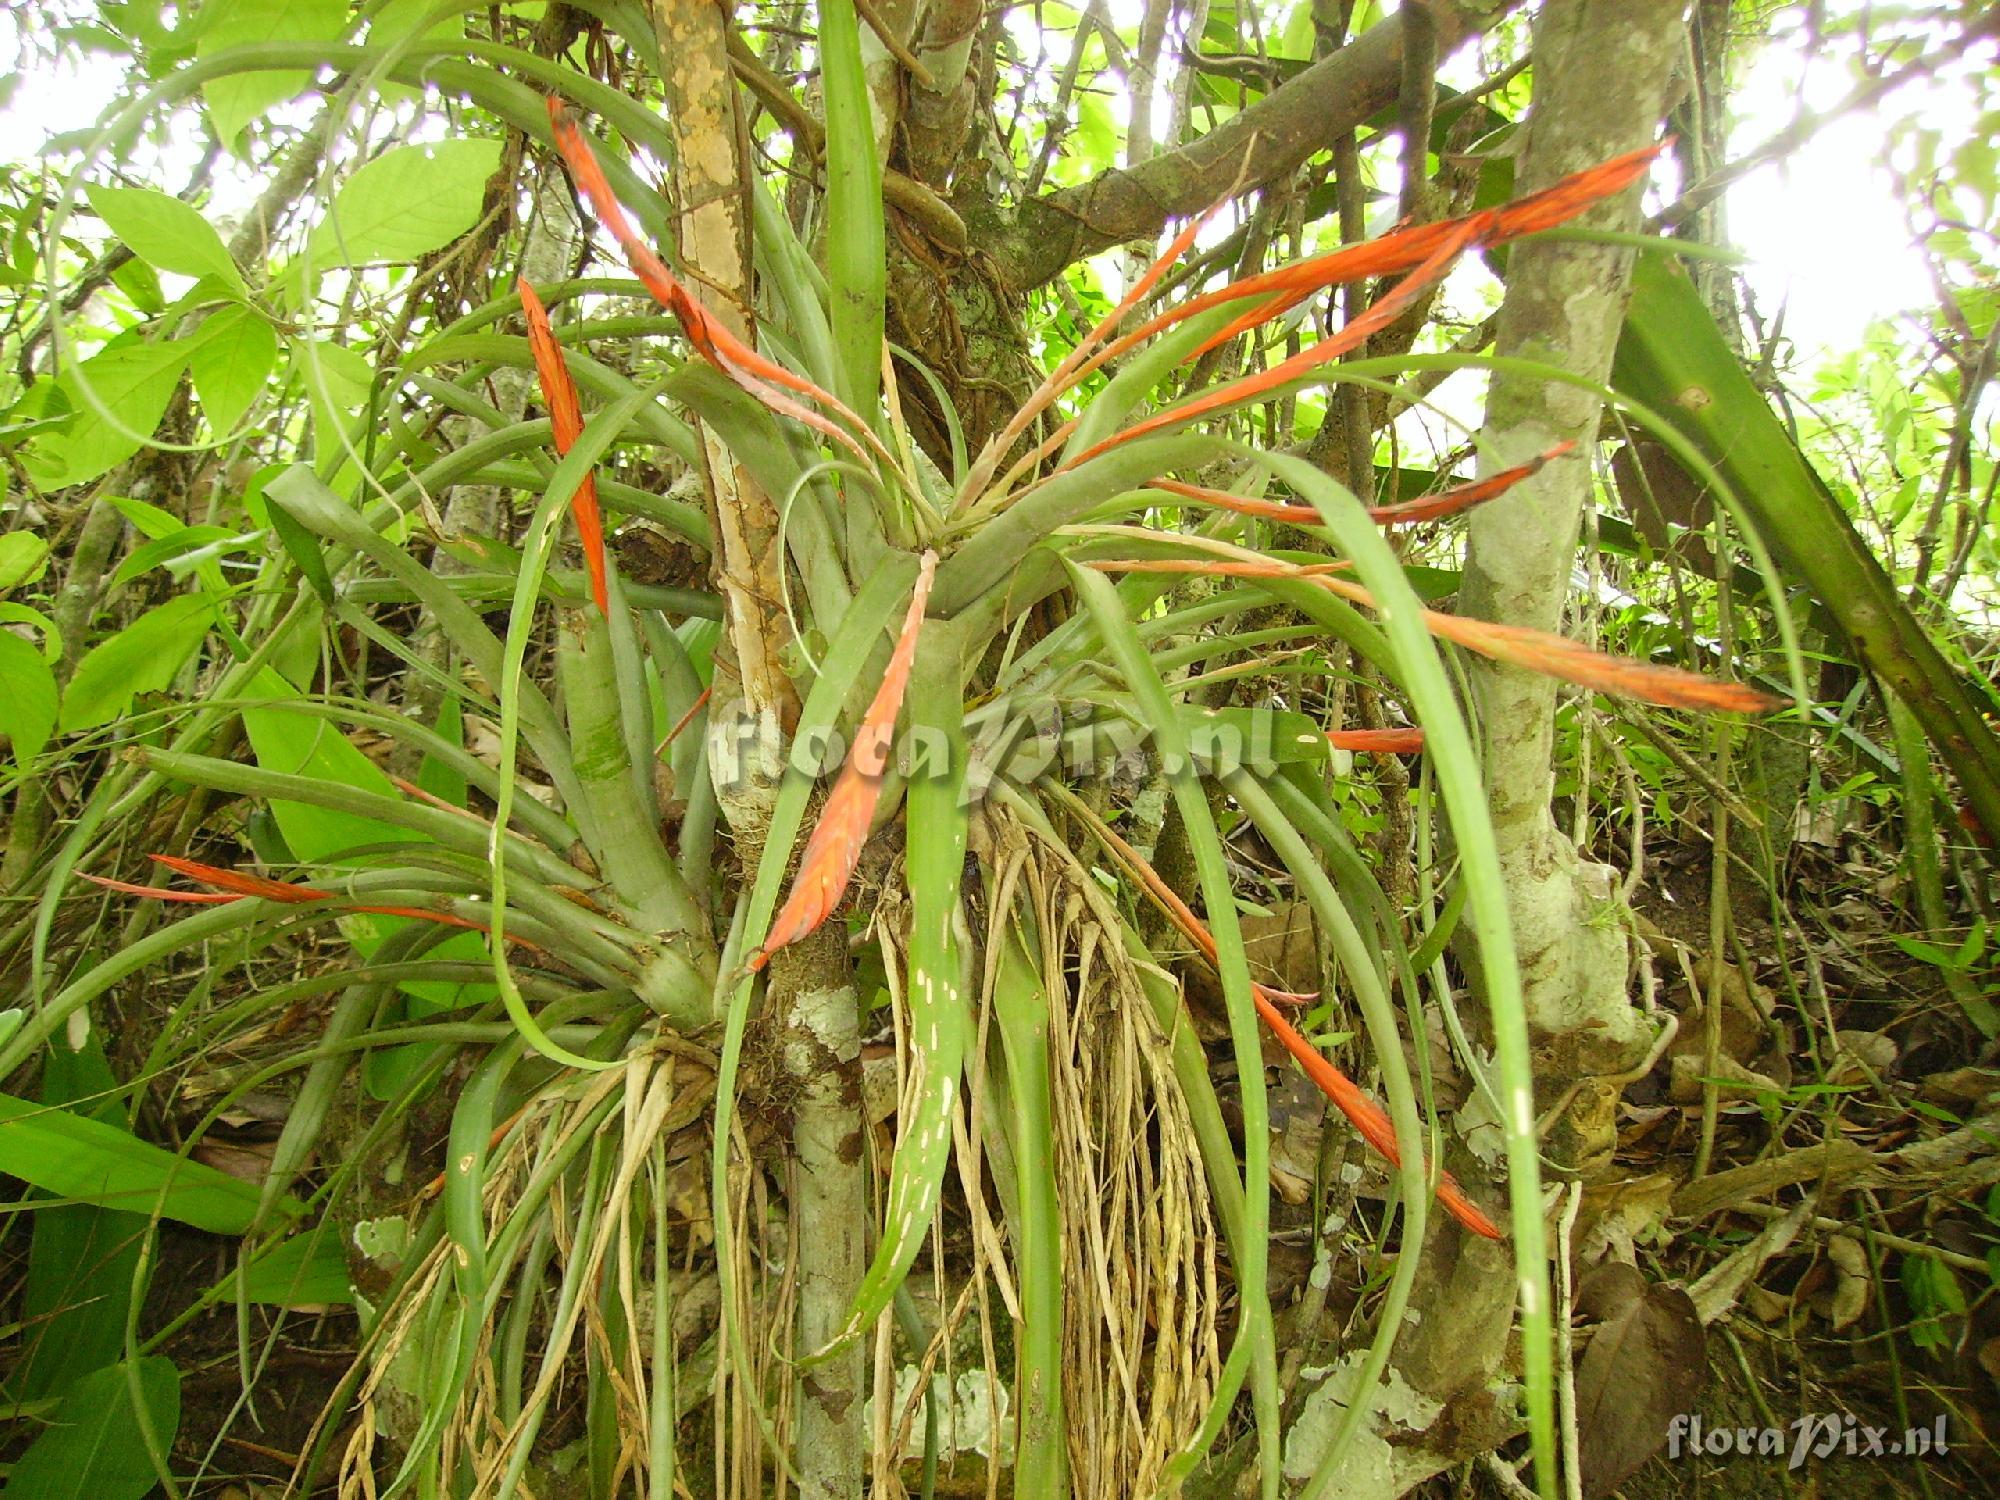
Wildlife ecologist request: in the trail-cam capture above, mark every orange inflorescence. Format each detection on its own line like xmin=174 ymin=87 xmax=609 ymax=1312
xmin=1089 ymin=559 xmax=1781 ymax=715
xmin=1325 ymin=727 xmax=1426 ymax=754
xmin=1077 ymin=797 xmax=1503 ymax=1240
xmin=1149 ymin=441 xmax=1579 ymax=529
xmin=750 ymin=552 xmax=939 ymax=972
xmin=83 ymin=854 xmax=531 ymax=948
xmin=544 ymin=98 xmax=896 ymax=473
xmin=518 ymin=278 xmax=610 ymax=615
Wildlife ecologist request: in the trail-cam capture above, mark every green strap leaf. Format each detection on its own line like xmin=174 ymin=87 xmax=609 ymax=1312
xmin=817 ymin=0 xmax=886 ymax=418
xmin=0 ymin=1091 xmax=301 ymax=1234
xmin=829 ymin=618 xmax=971 ymax=1350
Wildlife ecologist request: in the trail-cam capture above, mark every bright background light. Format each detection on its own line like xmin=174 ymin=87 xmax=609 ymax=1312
xmin=0 ymin=5 xmax=1971 ymax=373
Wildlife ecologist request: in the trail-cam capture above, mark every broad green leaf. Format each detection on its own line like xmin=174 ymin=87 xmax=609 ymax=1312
xmin=1614 ymin=249 xmax=2000 ymax=850
xmin=416 ymin=693 xmax=467 ymax=808
xmin=240 ymin=665 xmax=416 ymax=861
xmin=197 ymin=0 xmax=350 ymax=150
xmin=369 ymin=0 xmax=464 ymax=51
xmin=86 ymin=183 xmax=245 ymax=290
xmin=0 ymin=1091 xmax=297 ymax=1233
xmin=25 ymin=339 xmax=192 ymax=490
xmin=110 ymin=256 xmax=164 ymax=314
xmin=108 ymin=525 xmax=246 ymax=590
xmin=307 ymin=139 xmax=503 ymax=268
xmin=0 ymin=631 xmax=57 ymax=765
xmin=11 ymin=1037 xmax=142 ymax=1402
xmin=0 ymin=530 xmax=50 ymax=589
xmin=59 ymin=592 xmax=217 ymax=733
xmin=226 ymin=1222 xmax=354 ymax=1306
xmin=289 ymin=336 xmax=377 ymax=462
xmin=107 ymin=493 xmax=187 ymax=540
xmin=0 ymin=602 xmax=62 ymax=661
xmin=190 ymin=304 xmax=278 ymax=432
xmin=2 ymin=1358 xmax=180 ymax=1500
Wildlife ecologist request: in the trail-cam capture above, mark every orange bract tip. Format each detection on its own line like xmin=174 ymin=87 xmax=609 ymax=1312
xmin=1071 ymin=795 xmax=1503 ymax=1239
xmin=1326 ymin=727 xmax=1426 ymax=754
xmin=751 ymin=552 xmax=940 ymax=969
xmin=544 ymin=96 xmax=896 ymax=474
xmin=518 ymin=277 xmax=610 ymax=615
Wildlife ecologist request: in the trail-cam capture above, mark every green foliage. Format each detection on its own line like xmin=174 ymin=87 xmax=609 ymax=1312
xmin=3 ymin=1358 xmax=181 ymax=1500
xmin=0 ymin=3 xmax=1994 ymax=1496
xmin=86 ymin=182 xmax=245 ymax=290
xmin=0 ymin=1087 xmax=301 ymax=1231
xmin=57 ymin=591 xmax=218 ymax=732
xmin=304 ymin=138 xmax=504 ymax=270
xmin=196 ymin=0 xmax=351 ymax=148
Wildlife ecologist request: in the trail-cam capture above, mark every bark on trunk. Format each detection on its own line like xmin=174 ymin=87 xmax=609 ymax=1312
xmin=1288 ymin=6 xmax=1690 ymax=1492
xmin=1458 ymin=0 xmax=1688 ymax=1082
xmin=649 ymin=11 xmax=866 ymax=1495
xmin=651 ymin=0 xmax=798 ymax=843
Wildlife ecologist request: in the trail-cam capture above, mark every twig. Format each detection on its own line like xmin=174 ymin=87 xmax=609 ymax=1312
xmin=854 ymin=0 xmax=936 ymax=91
xmin=1651 ymin=12 xmax=2000 ymax=232
xmin=1556 ymin=1180 xmax=1586 ymax=1500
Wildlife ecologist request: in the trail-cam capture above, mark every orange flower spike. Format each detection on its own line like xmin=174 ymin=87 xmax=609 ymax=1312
xmin=1483 ymin=140 xmax=1664 ymax=239
xmin=94 ymin=854 xmax=540 ymax=950
xmin=1148 ymin=478 xmax=1318 ymax=525
xmin=1063 ymin=142 xmax=1665 ymax=402
xmin=965 ymin=199 xmax=1227 ymax=506
xmin=1080 ymin=806 xmax=1497 ymax=1237
xmin=149 ymin=853 xmax=328 ymax=903
xmin=1252 ymin=991 xmax=1503 ymax=1240
xmin=518 ymin=278 xmax=610 ymax=616
xmin=750 ymin=552 xmax=939 ymax=972
xmin=1068 ymin=222 xmax=1478 ymax=468
xmin=1151 ymin=442 xmax=1575 ymax=529
xmin=545 ymin=98 xmax=896 ymax=473
xmin=1365 ymin=441 xmax=1579 ymax=526
xmin=1088 ymin=560 xmax=1781 ymax=715
xmin=79 ymin=872 xmax=235 ymax=903
xmin=1407 ymin=606 xmax=1782 ymax=713
xmin=1325 ymin=727 xmax=1426 ymax=754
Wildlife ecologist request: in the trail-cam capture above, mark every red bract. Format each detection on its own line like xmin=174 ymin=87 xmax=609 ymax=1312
xmin=1089 ymin=559 xmax=1781 ymax=714
xmin=544 ymin=98 xmax=900 ymax=476
xmin=1326 ymin=728 xmax=1425 ymax=753
xmin=1079 ymin=803 xmax=1501 ymax=1239
xmin=1103 ymin=143 xmax=1664 ymax=373
xmin=750 ymin=552 xmax=939 ymax=972
xmin=1253 ymin=991 xmax=1502 ymax=1241
xmin=958 ymin=144 xmax=1665 ymax=504
xmin=518 ymin=278 xmax=610 ymax=615
xmin=83 ymin=854 xmax=528 ymax=947
xmin=1149 ymin=441 xmax=1578 ymax=528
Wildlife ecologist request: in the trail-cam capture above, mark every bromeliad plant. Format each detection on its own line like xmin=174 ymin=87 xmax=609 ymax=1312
xmin=8 ymin=54 xmax=1778 ymax=1500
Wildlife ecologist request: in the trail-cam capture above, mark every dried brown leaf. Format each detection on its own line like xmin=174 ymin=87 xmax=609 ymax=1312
xmin=1573 ymin=1262 xmax=1707 ymax=1498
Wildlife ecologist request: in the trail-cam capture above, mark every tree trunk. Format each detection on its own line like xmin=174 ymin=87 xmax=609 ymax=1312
xmin=1277 ymin=5 xmax=1690 ymax=1491
xmin=1458 ymin=0 xmax=1688 ymax=1083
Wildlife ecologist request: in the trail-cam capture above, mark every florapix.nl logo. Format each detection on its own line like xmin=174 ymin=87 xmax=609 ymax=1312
xmin=1666 ymin=1412 xmax=1949 ymax=1470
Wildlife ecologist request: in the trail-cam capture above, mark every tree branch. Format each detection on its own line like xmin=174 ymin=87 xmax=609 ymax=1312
xmin=995 ymin=0 xmax=1521 ymax=290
